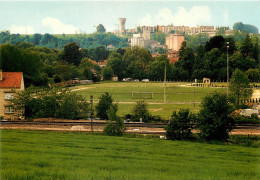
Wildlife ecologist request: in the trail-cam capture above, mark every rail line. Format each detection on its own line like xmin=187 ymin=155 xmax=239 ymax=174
xmin=1 ymin=121 xmax=259 ymax=130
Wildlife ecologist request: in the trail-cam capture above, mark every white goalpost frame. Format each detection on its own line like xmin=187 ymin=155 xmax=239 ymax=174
xmin=131 ymin=92 xmax=153 ymax=99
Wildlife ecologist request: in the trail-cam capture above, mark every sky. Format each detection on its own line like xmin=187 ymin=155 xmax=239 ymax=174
xmin=0 ymin=0 xmax=259 ymax=34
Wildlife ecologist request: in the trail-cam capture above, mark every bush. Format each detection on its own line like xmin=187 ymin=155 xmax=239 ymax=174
xmin=130 ymin=100 xmax=151 ymax=122
xmin=95 ymin=92 xmax=113 ymax=120
xmin=232 ymin=115 xmax=260 ymax=125
xmin=104 ymin=105 xmax=126 ymax=136
xmin=165 ymin=109 xmax=194 ymax=140
xmin=10 ymin=87 xmax=89 ymax=120
xmin=198 ymin=93 xmax=233 ymax=141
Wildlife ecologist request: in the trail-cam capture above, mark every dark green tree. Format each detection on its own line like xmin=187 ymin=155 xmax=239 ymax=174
xmin=104 ymin=105 xmax=126 ymax=136
xmin=131 ymin=100 xmax=151 ymax=122
xmin=165 ymin=109 xmax=194 ymax=140
xmin=198 ymin=93 xmax=233 ymax=141
xmin=96 ymin=93 xmax=114 ymax=120
xmin=230 ymin=69 xmax=252 ymax=105
xmin=101 ymin=66 xmax=114 ymax=80
xmin=96 ymin=24 xmax=106 ymax=33
xmin=106 ymin=52 xmax=124 ymax=80
xmin=61 ymin=42 xmax=82 ymax=66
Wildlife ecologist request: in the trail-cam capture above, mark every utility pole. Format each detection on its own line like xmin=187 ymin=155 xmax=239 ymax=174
xmin=164 ymin=59 xmax=167 ymax=104
xmin=90 ymin=95 xmax=94 ymax=132
xmin=226 ymin=42 xmax=229 ymax=97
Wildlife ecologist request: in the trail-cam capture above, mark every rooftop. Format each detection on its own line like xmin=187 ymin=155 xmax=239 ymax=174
xmin=0 ymin=72 xmax=23 ymax=88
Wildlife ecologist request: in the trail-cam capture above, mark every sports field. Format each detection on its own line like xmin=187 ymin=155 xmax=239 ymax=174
xmin=1 ymin=130 xmax=259 ymax=180
xmin=73 ymin=82 xmax=226 ymax=119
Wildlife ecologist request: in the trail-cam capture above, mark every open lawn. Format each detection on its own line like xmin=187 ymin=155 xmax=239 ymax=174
xmin=73 ymin=82 xmax=226 ymax=119
xmin=1 ymin=130 xmax=259 ymax=180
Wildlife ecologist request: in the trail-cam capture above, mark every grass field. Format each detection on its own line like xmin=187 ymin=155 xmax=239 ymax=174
xmin=73 ymin=82 xmax=226 ymax=119
xmin=1 ymin=130 xmax=259 ymax=180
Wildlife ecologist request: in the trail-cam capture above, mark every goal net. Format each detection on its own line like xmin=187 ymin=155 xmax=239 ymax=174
xmin=131 ymin=92 xmax=153 ymax=99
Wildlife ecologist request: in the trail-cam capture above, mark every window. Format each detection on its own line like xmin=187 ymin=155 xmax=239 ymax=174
xmin=5 ymin=93 xmax=15 ymax=100
xmin=5 ymin=106 xmax=15 ymax=114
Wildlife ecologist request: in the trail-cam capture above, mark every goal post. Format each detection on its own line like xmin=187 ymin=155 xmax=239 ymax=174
xmin=131 ymin=92 xmax=153 ymax=99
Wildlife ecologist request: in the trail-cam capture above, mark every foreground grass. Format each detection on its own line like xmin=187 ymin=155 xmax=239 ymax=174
xmin=1 ymin=130 xmax=259 ymax=180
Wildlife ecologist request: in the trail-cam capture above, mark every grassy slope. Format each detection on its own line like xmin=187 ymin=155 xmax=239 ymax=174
xmin=73 ymin=82 xmax=226 ymax=119
xmin=1 ymin=130 xmax=259 ymax=180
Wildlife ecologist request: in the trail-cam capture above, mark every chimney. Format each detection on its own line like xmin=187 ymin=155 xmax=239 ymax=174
xmin=0 ymin=70 xmax=2 ymax=81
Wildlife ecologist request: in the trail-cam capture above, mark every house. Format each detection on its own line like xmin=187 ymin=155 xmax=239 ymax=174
xmin=0 ymin=70 xmax=25 ymax=120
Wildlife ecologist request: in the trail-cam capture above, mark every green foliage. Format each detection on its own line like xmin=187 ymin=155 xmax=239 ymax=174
xmin=61 ymin=42 xmax=82 ymax=66
xmin=101 ymin=66 xmax=114 ymax=80
xmin=233 ymin=22 xmax=259 ymax=34
xmin=198 ymin=93 xmax=233 ymax=141
xmin=104 ymin=105 xmax=126 ymax=136
xmin=96 ymin=24 xmax=106 ymax=33
xmin=0 ymin=44 xmax=45 ymax=87
xmin=131 ymin=100 xmax=151 ymax=122
xmin=10 ymin=87 xmax=89 ymax=119
xmin=165 ymin=109 xmax=194 ymax=140
xmin=96 ymin=93 xmax=114 ymax=120
xmin=230 ymin=69 xmax=252 ymax=104
xmin=106 ymin=52 xmax=124 ymax=80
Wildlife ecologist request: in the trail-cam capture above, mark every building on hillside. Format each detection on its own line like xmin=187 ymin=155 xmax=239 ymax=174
xmin=167 ymin=50 xmax=179 ymax=64
xmin=107 ymin=44 xmax=115 ymax=49
xmin=0 ymin=70 xmax=24 ymax=120
xmin=165 ymin=33 xmax=185 ymax=51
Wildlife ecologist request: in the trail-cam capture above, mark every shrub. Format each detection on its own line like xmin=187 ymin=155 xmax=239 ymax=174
xmin=198 ymin=93 xmax=233 ymax=141
xmin=10 ymin=87 xmax=89 ymax=120
xmin=104 ymin=105 xmax=126 ymax=136
xmin=165 ymin=109 xmax=194 ymax=140
xmin=95 ymin=92 xmax=114 ymax=120
xmin=130 ymin=100 xmax=151 ymax=122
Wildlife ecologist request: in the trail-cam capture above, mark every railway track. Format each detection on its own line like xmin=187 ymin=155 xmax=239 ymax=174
xmin=1 ymin=120 xmax=259 ymax=130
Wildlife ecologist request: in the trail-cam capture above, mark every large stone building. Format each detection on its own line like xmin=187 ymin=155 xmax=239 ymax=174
xmin=165 ymin=34 xmax=185 ymax=51
xmin=0 ymin=71 xmax=24 ymax=120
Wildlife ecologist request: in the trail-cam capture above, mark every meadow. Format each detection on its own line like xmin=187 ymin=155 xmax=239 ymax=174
xmin=74 ymin=82 xmax=226 ymax=119
xmin=1 ymin=130 xmax=259 ymax=180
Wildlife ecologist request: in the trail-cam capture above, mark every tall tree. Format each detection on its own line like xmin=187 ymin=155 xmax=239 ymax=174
xmin=61 ymin=42 xmax=82 ymax=66
xmin=229 ymin=69 xmax=252 ymax=105
xmin=106 ymin=52 xmax=124 ymax=80
xmin=96 ymin=24 xmax=106 ymax=33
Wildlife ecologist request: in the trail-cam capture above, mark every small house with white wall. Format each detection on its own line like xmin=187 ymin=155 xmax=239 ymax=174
xmin=0 ymin=70 xmax=24 ymax=120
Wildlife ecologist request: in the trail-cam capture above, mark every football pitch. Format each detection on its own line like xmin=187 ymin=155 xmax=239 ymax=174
xmin=73 ymin=82 xmax=226 ymax=119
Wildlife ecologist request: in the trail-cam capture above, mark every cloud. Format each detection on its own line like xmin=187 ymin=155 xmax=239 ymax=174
xmin=10 ymin=25 xmax=35 ymax=34
xmin=138 ymin=6 xmax=212 ymax=27
xmin=42 ymin=17 xmax=79 ymax=34
xmin=138 ymin=13 xmax=153 ymax=26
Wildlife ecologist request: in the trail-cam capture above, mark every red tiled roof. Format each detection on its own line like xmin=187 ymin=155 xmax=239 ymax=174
xmin=0 ymin=72 xmax=23 ymax=88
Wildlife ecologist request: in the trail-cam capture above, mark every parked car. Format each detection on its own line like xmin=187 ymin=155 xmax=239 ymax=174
xmin=122 ymin=78 xmax=132 ymax=82
xmin=142 ymin=79 xmax=149 ymax=82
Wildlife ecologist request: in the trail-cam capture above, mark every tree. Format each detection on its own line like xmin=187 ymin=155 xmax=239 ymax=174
xmin=96 ymin=24 xmax=106 ymax=33
xmin=104 ymin=105 xmax=126 ymax=136
xmin=165 ymin=109 xmax=194 ymax=140
xmin=131 ymin=100 xmax=151 ymax=122
xmin=147 ymin=54 xmax=170 ymax=80
xmin=101 ymin=66 xmax=114 ymax=80
xmin=61 ymin=42 xmax=82 ymax=66
xmin=106 ymin=52 xmax=124 ymax=80
xmin=96 ymin=93 xmax=113 ymax=120
xmin=10 ymin=87 xmax=89 ymax=120
xmin=205 ymin=36 xmax=225 ymax=53
xmin=198 ymin=93 xmax=233 ymax=141
xmin=229 ymin=69 xmax=252 ymax=105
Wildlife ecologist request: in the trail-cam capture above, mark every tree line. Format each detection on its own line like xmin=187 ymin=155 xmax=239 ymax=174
xmin=0 ymin=31 xmax=129 ymax=49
